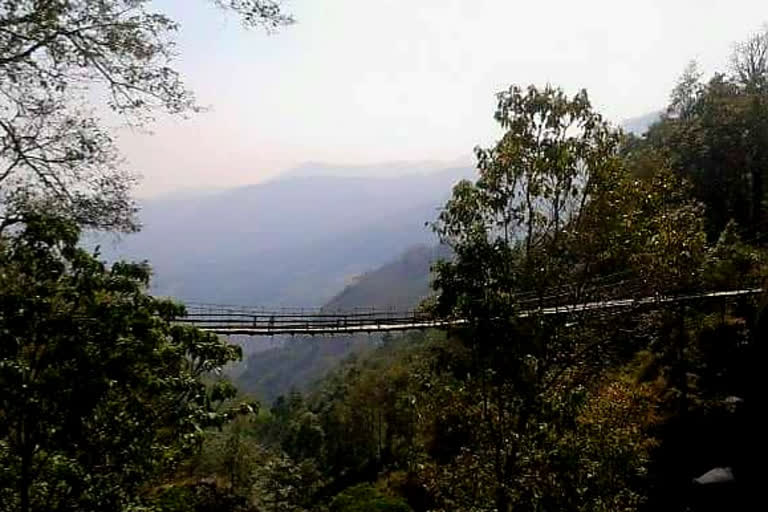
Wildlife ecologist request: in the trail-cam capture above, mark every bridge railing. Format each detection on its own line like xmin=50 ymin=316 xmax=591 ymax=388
xmin=177 ymin=307 xmax=436 ymax=333
xmin=175 ymin=281 xmax=765 ymax=335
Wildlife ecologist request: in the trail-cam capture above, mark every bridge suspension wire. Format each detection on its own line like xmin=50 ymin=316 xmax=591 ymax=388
xmin=175 ymin=286 xmax=764 ymax=337
xmin=179 ymin=270 xmax=648 ymax=317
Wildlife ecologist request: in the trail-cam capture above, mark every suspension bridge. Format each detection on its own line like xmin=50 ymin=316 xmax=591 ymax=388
xmin=177 ymin=286 xmax=765 ymax=336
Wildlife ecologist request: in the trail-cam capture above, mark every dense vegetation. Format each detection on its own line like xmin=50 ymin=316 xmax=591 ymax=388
xmin=1 ymin=3 xmax=767 ymax=511
xmin=0 ymin=215 xmax=253 ymax=511
xmin=0 ymin=2 xmax=287 ymax=511
xmin=181 ymin=31 xmax=768 ymax=512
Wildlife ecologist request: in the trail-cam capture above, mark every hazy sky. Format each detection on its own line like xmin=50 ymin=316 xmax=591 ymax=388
xmin=121 ymin=0 xmax=768 ymax=196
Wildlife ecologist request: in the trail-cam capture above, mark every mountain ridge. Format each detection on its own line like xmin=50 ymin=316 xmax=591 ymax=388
xmin=94 ymin=164 xmax=474 ymax=307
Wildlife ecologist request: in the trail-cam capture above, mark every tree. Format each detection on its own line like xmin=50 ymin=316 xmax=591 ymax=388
xmin=251 ymin=454 xmax=323 ymax=512
xmin=637 ymin=27 xmax=768 ymax=240
xmin=730 ymin=25 xmax=768 ymax=92
xmin=0 ymin=0 xmax=292 ymax=232
xmin=430 ymin=85 xmax=607 ymax=511
xmin=732 ymin=27 xmax=768 ymax=240
xmin=429 ymin=84 xmax=715 ymax=511
xmin=0 ymin=214 xmax=251 ymax=512
xmin=668 ymin=60 xmax=704 ymax=119
xmin=329 ymin=483 xmax=412 ymax=512
xmin=432 ymin=84 xmax=629 ymax=311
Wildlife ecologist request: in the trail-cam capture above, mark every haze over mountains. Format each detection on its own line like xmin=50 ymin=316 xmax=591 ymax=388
xmin=96 ymin=107 xmax=659 ymax=310
xmin=622 ymin=111 xmax=662 ymax=135
xmin=97 ymin=163 xmax=472 ymax=307
xmin=101 ymin=112 xmax=658 ymax=309
xmin=100 ymin=116 xmax=661 ymax=401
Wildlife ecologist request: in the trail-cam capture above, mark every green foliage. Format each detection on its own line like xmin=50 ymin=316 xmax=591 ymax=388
xmin=702 ymin=220 xmax=766 ymax=289
xmin=212 ymin=1 xmax=295 ymax=29
xmin=432 ymin=84 xmax=636 ymax=328
xmin=153 ymin=482 xmax=251 ymax=512
xmin=631 ymin=27 xmax=768 ymax=240
xmin=558 ymin=375 xmax=662 ymax=511
xmin=329 ymin=484 xmax=412 ymax=512
xmin=0 ymin=215 xmax=248 ymax=512
xmin=424 ymin=79 xmax=764 ymax=511
xmin=237 ymin=337 xmax=378 ymax=404
xmin=431 ymin=85 xmax=640 ymax=508
xmin=191 ymin=73 xmax=766 ymax=512
xmin=189 ymin=417 xmax=265 ymax=497
xmin=2 ymin=25 xmax=763 ymax=512
xmin=251 ymin=454 xmax=323 ymax=512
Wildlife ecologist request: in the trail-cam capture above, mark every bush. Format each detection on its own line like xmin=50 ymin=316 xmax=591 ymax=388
xmin=330 ymin=484 xmax=412 ymax=512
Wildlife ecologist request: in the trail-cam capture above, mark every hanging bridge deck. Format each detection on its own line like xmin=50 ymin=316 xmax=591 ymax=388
xmin=177 ymin=288 xmax=764 ymax=336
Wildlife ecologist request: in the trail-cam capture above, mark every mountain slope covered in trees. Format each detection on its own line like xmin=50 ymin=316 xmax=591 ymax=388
xmin=323 ymin=244 xmax=451 ymax=312
xmin=235 ymin=243 xmax=450 ymax=402
xmin=187 ymin=35 xmax=768 ymax=511
xmin=3 ymin=6 xmax=768 ymax=511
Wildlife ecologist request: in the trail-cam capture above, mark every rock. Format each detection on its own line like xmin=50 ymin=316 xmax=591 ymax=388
xmin=693 ymin=467 xmax=735 ymax=486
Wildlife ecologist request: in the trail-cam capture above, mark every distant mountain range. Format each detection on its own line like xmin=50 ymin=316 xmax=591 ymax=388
xmin=95 ymin=163 xmax=473 ymax=307
xmin=278 ymin=159 xmax=473 ymax=180
xmin=622 ymin=111 xmax=662 ymax=135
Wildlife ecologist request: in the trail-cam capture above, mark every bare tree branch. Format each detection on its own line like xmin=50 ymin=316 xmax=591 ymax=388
xmin=0 ymin=0 xmax=292 ymax=231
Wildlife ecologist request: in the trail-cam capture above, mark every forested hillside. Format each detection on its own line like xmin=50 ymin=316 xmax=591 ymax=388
xmin=178 ymin=33 xmax=768 ymax=512
xmin=323 ymin=244 xmax=451 ymax=311
xmin=235 ymin=244 xmax=451 ymax=402
xmin=1 ymin=3 xmax=768 ymax=512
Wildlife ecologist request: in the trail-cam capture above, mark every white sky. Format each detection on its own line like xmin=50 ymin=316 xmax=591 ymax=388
xmin=120 ymin=0 xmax=768 ymax=196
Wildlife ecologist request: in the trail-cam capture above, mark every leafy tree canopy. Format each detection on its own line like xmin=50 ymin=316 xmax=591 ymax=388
xmin=330 ymin=484 xmax=412 ymax=512
xmin=630 ymin=26 xmax=768 ymax=241
xmin=0 ymin=214 xmax=251 ymax=512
